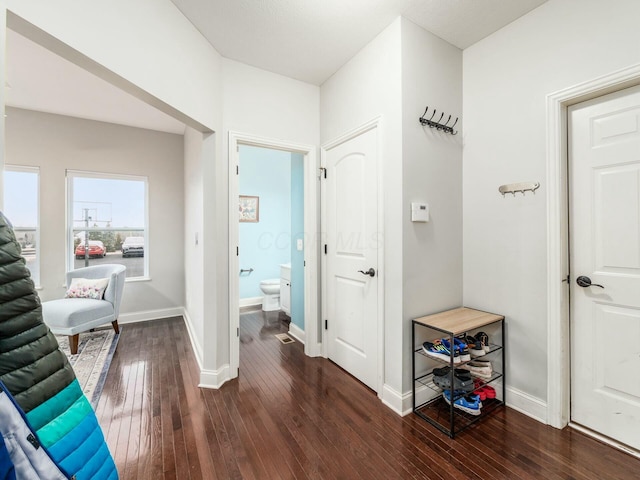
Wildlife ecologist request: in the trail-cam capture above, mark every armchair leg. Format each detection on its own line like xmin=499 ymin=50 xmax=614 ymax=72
xmin=69 ymin=334 xmax=79 ymax=355
xmin=111 ymin=320 xmax=120 ymax=334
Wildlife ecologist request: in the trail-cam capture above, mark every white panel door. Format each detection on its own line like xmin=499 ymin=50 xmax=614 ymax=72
xmin=569 ymin=84 xmax=640 ymax=450
xmin=324 ymin=126 xmax=379 ymax=391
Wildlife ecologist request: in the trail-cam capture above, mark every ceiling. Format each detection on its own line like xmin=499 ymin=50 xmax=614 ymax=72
xmin=5 ymin=0 xmax=548 ymax=134
xmin=170 ymin=0 xmax=548 ymax=85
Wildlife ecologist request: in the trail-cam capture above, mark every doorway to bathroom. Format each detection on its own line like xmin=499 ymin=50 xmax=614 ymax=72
xmin=228 ymin=132 xmax=319 ymax=378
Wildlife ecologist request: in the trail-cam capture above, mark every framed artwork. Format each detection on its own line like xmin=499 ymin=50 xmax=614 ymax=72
xmin=239 ymin=195 xmax=259 ymax=222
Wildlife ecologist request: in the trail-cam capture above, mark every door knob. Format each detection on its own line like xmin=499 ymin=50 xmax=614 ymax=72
xmin=358 ymin=268 xmax=376 ymax=277
xmin=576 ymin=275 xmax=604 ymax=289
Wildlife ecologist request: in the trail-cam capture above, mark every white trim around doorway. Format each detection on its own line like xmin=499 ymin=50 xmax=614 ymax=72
xmin=546 ymin=63 xmax=640 ymax=429
xmin=228 ymin=132 xmax=320 ymax=379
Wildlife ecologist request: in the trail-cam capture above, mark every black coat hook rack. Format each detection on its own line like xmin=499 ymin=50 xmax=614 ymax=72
xmin=419 ymin=106 xmax=458 ymax=135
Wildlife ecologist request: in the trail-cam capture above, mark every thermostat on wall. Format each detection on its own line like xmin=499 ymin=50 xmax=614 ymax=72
xmin=411 ymin=202 xmax=429 ymax=222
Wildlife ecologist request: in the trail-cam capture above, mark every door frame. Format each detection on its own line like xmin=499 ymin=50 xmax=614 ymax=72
xmin=228 ymin=131 xmax=320 ymax=378
xmin=546 ymin=63 xmax=640 ymax=429
xmin=320 ymin=117 xmax=385 ymax=396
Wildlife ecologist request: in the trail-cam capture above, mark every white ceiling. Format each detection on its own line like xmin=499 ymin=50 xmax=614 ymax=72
xmin=5 ymin=29 xmax=186 ymax=135
xmin=5 ymin=0 xmax=548 ymax=133
xmin=170 ymin=0 xmax=548 ymax=85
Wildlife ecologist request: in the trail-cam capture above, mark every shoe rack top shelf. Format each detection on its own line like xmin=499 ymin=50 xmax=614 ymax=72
xmin=413 ymin=307 xmax=504 ymax=336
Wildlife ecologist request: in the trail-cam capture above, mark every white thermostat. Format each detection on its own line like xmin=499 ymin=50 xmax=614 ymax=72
xmin=411 ymin=202 xmax=429 ymax=222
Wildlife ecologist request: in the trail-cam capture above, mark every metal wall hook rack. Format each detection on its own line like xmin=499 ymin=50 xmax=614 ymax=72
xmin=498 ymin=182 xmax=540 ymax=197
xmin=419 ymin=106 xmax=458 ymax=135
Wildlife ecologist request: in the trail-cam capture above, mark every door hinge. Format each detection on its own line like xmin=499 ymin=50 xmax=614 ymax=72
xmin=236 ymin=165 xmax=239 ymax=175
xmin=319 ymin=167 xmax=326 ymax=179
xmin=237 ymin=327 xmax=239 ymax=337
xmin=324 ymin=244 xmax=327 ymax=255
xmin=236 ymin=246 xmax=239 ymax=256
xmin=325 ymin=319 xmax=328 ymax=330
xmin=303 ymin=260 xmax=306 ymax=267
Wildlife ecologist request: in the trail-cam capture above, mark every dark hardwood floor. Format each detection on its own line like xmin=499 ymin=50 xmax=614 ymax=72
xmin=97 ymin=314 xmax=639 ymax=479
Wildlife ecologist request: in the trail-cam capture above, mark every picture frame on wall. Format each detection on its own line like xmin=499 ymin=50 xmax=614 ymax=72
xmin=239 ymin=195 xmax=259 ymax=222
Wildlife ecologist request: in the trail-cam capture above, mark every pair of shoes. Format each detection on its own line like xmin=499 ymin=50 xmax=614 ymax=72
xmin=422 ymin=340 xmax=460 ymax=363
xmin=432 ymin=366 xmax=474 ymax=392
xmin=442 ymin=390 xmax=482 ymax=415
xmin=441 ymin=338 xmax=471 ymax=362
xmin=464 ymin=335 xmax=486 ymax=358
xmin=473 ymin=379 xmax=496 ymax=400
xmin=459 ymin=360 xmax=493 ymax=379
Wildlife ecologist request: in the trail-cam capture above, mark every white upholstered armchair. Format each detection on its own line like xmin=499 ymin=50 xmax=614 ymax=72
xmin=42 ymin=264 xmax=126 ymax=354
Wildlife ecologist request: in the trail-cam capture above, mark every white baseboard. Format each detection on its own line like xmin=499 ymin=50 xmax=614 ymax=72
xmin=199 ymin=364 xmax=231 ymax=389
xmin=181 ymin=308 xmax=203 ymax=370
xmin=380 ymin=383 xmax=410 ymax=416
xmin=304 ymin=342 xmax=323 ymax=357
xmin=240 ymin=296 xmax=262 ymax=307
xmin=288 ymin=323 xmax=305 ymax=344
xmin=119 ymin=307 xmax=184 ymax=325
xmin=505 ymin=385 xmax=547 ymax=424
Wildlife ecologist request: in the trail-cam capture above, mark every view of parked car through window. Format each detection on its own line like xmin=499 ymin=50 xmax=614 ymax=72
xmin=69 ymin=172 xmax=148 ymax=278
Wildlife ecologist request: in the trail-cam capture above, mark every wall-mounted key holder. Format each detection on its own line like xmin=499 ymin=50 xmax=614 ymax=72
xmin=498 ymin=182 xmax=540 ymax=197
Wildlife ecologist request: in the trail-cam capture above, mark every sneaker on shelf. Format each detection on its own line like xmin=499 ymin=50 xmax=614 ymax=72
xmin=465 ymin=335 xmax=486 ymax=357
xmin=475 ymin=331 xmax=491 ymax=353
xmin=459 ymin=360 xmax=493 ymax=379
xmin=441 ymin=338 xmax=471 ymax=363
xmin=422 ymin=340 xmax=460 ymax=363
xmin=453 ymin=337 xmax=471 ymax=362
xmin=442 ymin=390 xmax=482 ymax=416
xmin=432 ymin=366 xmax=474 ymax=392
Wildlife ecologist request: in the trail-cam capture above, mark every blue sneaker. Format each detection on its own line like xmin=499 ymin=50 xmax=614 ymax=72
xmin=422 ymin=340 xmax=460 ymax=363
xmin=441 ymin=338 xmax=471 ymax=363
xmin=442 ymin=390 xmax=482 ymax=415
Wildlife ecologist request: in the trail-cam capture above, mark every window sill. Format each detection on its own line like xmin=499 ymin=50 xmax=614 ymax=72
xmin=125 ymin=276 xmax=151 ymax=283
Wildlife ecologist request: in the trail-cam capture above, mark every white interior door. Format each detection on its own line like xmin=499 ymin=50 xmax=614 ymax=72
xmin=324 ymin=126 xmax=379 ymax=391
xmin=569 ymin=84 xmax=640 ymax=451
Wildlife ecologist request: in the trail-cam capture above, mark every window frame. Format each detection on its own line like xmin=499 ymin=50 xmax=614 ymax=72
xmin=3 ymin=165 xmax=41 ymax=287
xmin=66 ymin=169 xmax=150 ymax=280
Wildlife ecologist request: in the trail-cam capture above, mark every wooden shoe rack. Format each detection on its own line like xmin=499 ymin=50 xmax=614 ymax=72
xmin=412 ymin=307 xmax=505 ymax=438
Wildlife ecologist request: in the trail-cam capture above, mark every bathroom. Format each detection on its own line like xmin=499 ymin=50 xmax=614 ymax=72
xmin=238 ymin=144 xmax=305 ymax=340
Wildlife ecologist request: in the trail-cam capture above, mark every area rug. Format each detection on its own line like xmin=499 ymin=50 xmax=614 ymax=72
xmin=56 ymin=329 xmax=119 ymax=409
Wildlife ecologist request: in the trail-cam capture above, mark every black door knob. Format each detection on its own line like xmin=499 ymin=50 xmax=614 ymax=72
xmin=576 ymin=275 xmax=604 ymax=289
xmin=358 ymin=268 xmax=376 ymax=277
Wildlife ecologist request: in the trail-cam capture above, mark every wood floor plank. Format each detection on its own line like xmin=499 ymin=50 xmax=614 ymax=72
xmin=96 ymin=314 xmax=640 ymax=480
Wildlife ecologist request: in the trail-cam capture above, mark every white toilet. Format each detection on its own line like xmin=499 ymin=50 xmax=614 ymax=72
xmin=259 ymin=279 xmax=281 ymax=311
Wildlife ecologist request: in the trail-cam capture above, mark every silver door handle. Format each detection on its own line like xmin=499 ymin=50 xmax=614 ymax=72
xmin=358 ymin=268 xmax=376 ymax=277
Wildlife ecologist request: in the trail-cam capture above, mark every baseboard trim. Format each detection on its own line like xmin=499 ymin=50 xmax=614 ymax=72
xmin=119 ymin=307 xmax=184 ymax=325
xmin=181 ymin=308 xmax=203 ymax=370
xmin=288 ymin=323 xmax=305 ymax=344
xmin=380 ymin=384 xmax=409 ymax=416
xmin=199 ymin=364 xmax=231 ymax=389
xmin=506 ymin=385 xmax=547 ymax=424
xmin=569 ymin=422 xmax=640 ymax=459
xmin=240 ymin=296 xmax=262 ymax=308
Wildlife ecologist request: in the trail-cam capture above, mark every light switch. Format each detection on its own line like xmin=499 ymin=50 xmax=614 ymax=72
xmin=297 ymin=239 xmax=303 ymax=251
xmin=411 ymin=202 xmax=429 ymax=222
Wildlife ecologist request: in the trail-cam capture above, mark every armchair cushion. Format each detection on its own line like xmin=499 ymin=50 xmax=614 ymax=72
xmin=42 ymin=299 xmax=114 ymax=336
xmin=64 ymin=277 xmax=109 ymax=300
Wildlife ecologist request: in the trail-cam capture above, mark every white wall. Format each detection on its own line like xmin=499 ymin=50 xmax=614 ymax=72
xmin=5 ymin=107 xmax=185 ymax=315
xmin=320 ymin=18 xmax=404 ymax=402
xmin=401 ymin=18 xmax=463 ymax=392
xmin=183 ymin=127 xmax=204 ymax=359
xmin=463 ymin=0 xmax=640 ymax=412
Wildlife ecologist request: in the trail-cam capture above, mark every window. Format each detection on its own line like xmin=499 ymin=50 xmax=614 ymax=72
xmin=3 ymin=166 xmax=40 ymax=286
xmin=67 ymin=171 xmax=148 ymax=279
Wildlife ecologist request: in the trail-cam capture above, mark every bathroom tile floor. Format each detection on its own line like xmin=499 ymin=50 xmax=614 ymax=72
xmin=96 ymin=315 xmax=640 ymax=479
